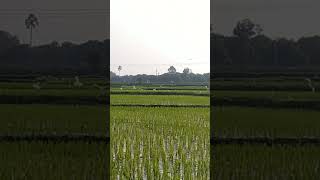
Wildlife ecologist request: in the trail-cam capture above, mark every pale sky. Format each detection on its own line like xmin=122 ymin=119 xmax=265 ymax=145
xmin=111 ymin=0 xmax=210 ymax=75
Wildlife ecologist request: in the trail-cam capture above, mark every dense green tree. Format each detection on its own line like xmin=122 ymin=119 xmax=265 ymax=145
xmin=0 ymin=31 xmax=19 ymax=56
xmin=233 ymin=18 xmax=261 ymax=39
xmin=168 ymin=66 xmax=177 ymax=74
xmin=183 ymin=67 xmax=191 ymax=74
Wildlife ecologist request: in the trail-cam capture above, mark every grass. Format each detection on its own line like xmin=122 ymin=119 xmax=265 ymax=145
xmin=212 ymin=144 xmax=320 ymax=179
xmin=0 ymin=104 xmax=107 ymax=134
xmin=213 ymin=106 xmax=320 ymax=138
xmin=0 ymin=89 xmax=105 ymax=97
xmin=111 ymin=107 xmax=210 ymax=179
xmin=213 ymin=90 xmax=320 ymax=101
xmin=210 ymin=78 xmax=320 ymax=91
xmin=113 ymin=85 xmax=208 ymax=90
xmin=1 ymin=77 xmax=320 ymax=178
xmin=111 ymin=89 xmax=209 ymax=96
xmin=0 ymin=142 xmax=108 ymax=179
xmin=111 ymin=95 xmax=209 ymax=105
xmin=109 ymin=89 xmax=319 ymax=178
xmin=0 ymin=78 xmax=109 ymax=179
xmin=5 ymin=89 xmax=320 ymax=103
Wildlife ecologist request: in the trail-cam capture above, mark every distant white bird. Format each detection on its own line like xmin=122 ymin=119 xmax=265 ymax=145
xmin=93 ymin=84 xmax=107 ymax=96
xmin=305 ymin=78 xmax=311 ymax=83
xmin=305 ymin=78 xmax=315 ymax=93
xmin=36 ymin=76 xmax=46 ymax=82
xmin=73 ymin=76 xmax=83 ymax=87
xmin=93 ymin=84 xmax=105 ymax=90
xmin=32 ymin=82 xmax=41 ymax=90
xmin=153 ymin=89 xmax=156 ymax=91
xmin=133 ymin=86 xmax=136 ymax=89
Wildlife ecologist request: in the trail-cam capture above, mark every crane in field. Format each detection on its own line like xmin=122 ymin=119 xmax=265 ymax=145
xmin=305 ymin=78 xmax=315 ymax=93
xmin=73 ymin=76 xmax=83 ymax=88
xmin=32 ymin=82 xmax=41 ymax=90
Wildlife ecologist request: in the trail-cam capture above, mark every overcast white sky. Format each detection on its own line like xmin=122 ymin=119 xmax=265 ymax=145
xmin=111 ymin=0 xmax=210 ymax=75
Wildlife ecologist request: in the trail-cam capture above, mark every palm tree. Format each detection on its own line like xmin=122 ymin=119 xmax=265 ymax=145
xmin=118 ymin=66 xmax=122 ymax=76
xmin=25 ymin=13 xmax=39 ymax=46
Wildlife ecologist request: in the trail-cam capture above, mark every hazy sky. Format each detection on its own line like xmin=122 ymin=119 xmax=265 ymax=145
xmin=0 ymin=0 xmax=109 ymax=45
xmin=212 ymin=0 xmax=320 ymax=39
xmin=111 ymin=0 xmax=210 ymax=75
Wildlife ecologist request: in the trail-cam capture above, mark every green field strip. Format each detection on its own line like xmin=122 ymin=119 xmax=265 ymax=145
xmin=213 ymin=106 xmax=320 ymax=138
xmin=111 ymin=94 xmax=209 ymax=105
xmin=111 ymin=106 xmax=209 ymax=179
xmin=212 ymin=90 xmax=320 ymax=99
xmin=3 ymin=94 xmax=320 ymax=110
xmin=111 ymin=104 xmax=209 ymax=108
xmin=0 ymin=133 xmax=108 ymax=142
xmin=212 ymin=97 xmax=320 ymax=110
xmin=212 ymin=144 xmax=320 ymax=179
xmin=111 ymin=90 xmax=209 ymax=96
xmin=0 ymin=95 xmax=107 ymax=105
xmin=0 ymin=142 xmax=108 ymax=179
xmin=0 ymin=104 xmax=107 ymax=134
xmin=0 ymin=89 xmax=106 ymax=97
xmin=211 ymin=137 xmax=320 ymax=146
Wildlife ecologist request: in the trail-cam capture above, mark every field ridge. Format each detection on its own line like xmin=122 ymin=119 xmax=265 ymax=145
xmin=0 ymin=133 xmax=109 ymax=142
xmin=211 ymin=137 xmax=320 ymax=146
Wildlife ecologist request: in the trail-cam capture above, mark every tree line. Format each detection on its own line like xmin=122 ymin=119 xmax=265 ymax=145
xmin=3 ymin=17 xmax=319 ymax=76
xmin=211 ymin=18 xmax=320 ymax=72
xmin=110 ymin=66 xmax=209 ymax=84
xmin=0 ymin=30 xmax=109 ymax=75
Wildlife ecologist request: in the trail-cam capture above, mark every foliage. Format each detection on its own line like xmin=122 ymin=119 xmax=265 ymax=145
xmin=111 ymin=72 xmax=209 ymax=84
xmin=0 ymin=33 xmax=109 ymax=75
xmin=183 ymin=67 xmax=191 ymax=74
xmin=233 ymin=18 xmax=261 ymax=39
xmin=168 ymin=66 xmax=177 ymax=74
xmin=212 ymin=19 xmax=320 ymax=71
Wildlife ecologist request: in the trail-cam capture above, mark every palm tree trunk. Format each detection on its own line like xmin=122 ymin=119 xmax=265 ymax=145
xmin=273 ymin=41 xmax=278 ymax=67
xmin=30 ymin=27 xmax=33 ymax=46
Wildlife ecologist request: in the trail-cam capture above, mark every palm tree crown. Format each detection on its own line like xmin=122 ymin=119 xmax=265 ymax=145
xmin=25 ymin=14 xmax=39 ymax=46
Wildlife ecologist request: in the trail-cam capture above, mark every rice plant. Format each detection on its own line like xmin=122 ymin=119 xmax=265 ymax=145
xmin=111 ymin=107 xmax=210 ymax=179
